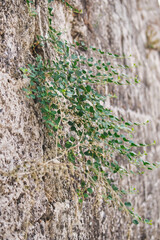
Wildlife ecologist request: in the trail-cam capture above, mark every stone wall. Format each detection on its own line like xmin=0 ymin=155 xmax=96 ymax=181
xmin=0 ymin=0 xmax=160 ymax=239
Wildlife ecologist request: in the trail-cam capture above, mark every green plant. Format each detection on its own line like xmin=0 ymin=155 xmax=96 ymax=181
xmin=48 ymin=0 xmax=82 ymax=13
xmin=61 ymin=0 xmax=82 ymax=13
xmin=21 ymin=1 xmax=158 ymax=226
xmin=25 ymin=0 xmax=37 ymax=16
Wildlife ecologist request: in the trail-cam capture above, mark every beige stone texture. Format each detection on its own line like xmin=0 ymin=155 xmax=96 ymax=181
xmin=0 ymin=0 xmax=160 ymax=239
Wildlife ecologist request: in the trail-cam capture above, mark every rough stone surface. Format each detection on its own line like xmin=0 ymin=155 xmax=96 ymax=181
xmin=0 ymin=0 xmax=160 ymax=239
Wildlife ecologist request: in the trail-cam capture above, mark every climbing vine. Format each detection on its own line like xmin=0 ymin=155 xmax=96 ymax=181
xmin=49 ymin=0 xmax=82 ymax=13
xmin=25 ymin=0 xmax=37 ymax=16
xmin=21 ymin=0 xmax=159 ymax=226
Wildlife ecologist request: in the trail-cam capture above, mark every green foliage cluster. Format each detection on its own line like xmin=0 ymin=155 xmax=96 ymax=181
xmin=22 ymin=0 xmax=158 ymax=226
xmin=25 ymin=0 xmax=82 ymax=17
xmin=48 ymin=0 xmax=82 ymax=13
xmin=25 ymin=0 xmax=37 ymax=16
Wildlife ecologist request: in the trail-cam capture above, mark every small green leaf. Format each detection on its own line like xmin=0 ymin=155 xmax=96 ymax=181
xmin=112 ymin=185 xmax=118 ymax=191
xmin=83 ymin=193 xmax=89 ymax=198
xmin=107 ymin=194 xmax=112 ymax=200
xmin=48 ymin=7 xmax=54 ymax=16
xmin=144 ymin=219 xmax=152 ymax=225
xmin=57 ymin=143 xmax=62 ymax=148
xmin=65 ymin=141 xmax=72 ymax=148
xmin=129 ymin=151 xmax=136 ymax=157
xmin=124 ymin=202 xmax=131 ymax=207
xmin=90 ymin=46 xmax=97 ymax=51
xmin=81 ymin=180 xmax=86 ymax=188
xmin=70 ymin=136 xmax=75 ymax=142
xmin=132 ymin=219 xmax=139 ymax=225
xmin=130 ymin=142 xmax=139 ymax=147
xmin=87 ymin=188 xmax=93 ymax=194
xmin=143 ymin=161 xmax=150 ymax=166
xmin=30 ymin=94 xmax=36 ymax=99
xmin=78 ymin=198 xmax=83 ymax=203
xmin=92 ymin=176 xmax=98 ymax=181
xmin=87 ymin=160 xmax=92 ymax=165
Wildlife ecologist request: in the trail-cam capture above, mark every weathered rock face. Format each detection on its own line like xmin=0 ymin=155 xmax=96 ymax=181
xmin=0 ymin=0 xmax=160 ymax=239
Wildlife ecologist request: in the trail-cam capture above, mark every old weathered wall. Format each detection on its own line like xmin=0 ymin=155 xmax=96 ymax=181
xmin=0 ymin=0 xmax=160 ymax=239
